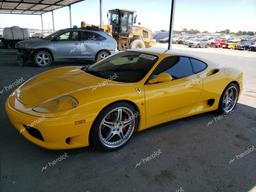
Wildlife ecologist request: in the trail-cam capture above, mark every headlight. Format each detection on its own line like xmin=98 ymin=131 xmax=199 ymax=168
xmin=32 ymin=95 xmax=78 ymax=113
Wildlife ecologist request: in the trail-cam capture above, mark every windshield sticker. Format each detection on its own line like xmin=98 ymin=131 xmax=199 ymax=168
xmin=139 ymin=54 xmax=157 ymax=61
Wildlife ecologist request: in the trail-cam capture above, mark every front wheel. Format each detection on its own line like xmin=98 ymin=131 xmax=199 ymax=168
xmin=34 ymin=50 xmax=53 ymax=67
xmin=217 ymin=83 xmax=239 ymax=114
xmin=90 ymin=102 xmax=138 ymax=151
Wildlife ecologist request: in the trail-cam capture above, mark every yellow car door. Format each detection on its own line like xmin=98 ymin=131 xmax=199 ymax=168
xmin=144 ymin=56 xmax=203 ymax=128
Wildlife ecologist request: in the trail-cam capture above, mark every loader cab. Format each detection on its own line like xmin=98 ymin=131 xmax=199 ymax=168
xmin=108 ymin=9 xmax=135 ymax=37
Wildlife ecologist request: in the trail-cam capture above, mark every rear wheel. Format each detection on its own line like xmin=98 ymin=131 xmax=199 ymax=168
xmin=90 ymin=102 xmax=138 ymax=151
xmin=217 ymin=83 xmax=239 ymax=114
xmin=34 ymin=50 xmax=53 ymax=67
xmin=96 ymin=50 xmax=110 ymax=62
xmin=130 ymin=39 xmax=145 ymax=49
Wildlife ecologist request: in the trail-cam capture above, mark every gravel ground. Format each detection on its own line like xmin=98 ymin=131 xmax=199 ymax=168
xmin=0 ymin=44 xmax=256 ymax=192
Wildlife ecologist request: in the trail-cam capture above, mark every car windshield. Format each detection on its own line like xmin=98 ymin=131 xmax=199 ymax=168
xmin=83 ymin=51 xmax=158 ymax=82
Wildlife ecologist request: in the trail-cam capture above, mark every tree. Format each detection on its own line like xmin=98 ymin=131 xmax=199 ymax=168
xmin=247 ymin=31 xmax=254 ymax=36
xmin=219 ymin=29 xmax=230 ymax=34
xmin=236 ymin=31 xmax=243 ymax=35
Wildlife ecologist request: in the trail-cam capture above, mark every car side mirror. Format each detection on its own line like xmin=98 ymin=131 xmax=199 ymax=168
xmin=148 ymin=73 xmax=173 ymax=84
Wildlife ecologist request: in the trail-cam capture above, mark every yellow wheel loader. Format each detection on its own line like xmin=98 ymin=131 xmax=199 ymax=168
xmin=103 ymin=9 xmax=155 ymax=50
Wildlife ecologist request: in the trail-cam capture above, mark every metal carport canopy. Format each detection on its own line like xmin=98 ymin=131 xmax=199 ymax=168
xmin=0 ymin=0 xmax=83 ymax=15
xmin=0 ymin=0 xmax=86 ymax=32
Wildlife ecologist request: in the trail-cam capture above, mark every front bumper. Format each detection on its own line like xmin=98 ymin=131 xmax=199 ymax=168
xmin=17 ymin=49 xmax=34 ymax=65
xmin=5 ymin=98 xmax=91 ymax=150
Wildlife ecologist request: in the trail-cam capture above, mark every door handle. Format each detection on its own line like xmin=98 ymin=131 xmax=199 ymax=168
xmin=207 ymin=68 xmax=219 ymax=76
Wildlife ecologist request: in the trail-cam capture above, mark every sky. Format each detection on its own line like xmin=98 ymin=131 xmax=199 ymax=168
xmin=0 ymin=0 xmax=255 ymax=33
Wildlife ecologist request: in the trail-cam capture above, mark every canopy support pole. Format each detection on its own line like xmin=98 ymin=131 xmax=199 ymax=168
xmin=69 ymin=5 xmax=72 ymax=28
xmin=52 ymin=11 xmax=55 ymax=32
xmin=40 ymin=14 xmax=44 ymax=33
xmin=99 ymin=0 xmax=103 ymax=28
xmin=168 ymin=0 xmax=176 ymax=50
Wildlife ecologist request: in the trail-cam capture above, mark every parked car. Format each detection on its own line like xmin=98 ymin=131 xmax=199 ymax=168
xmin=249 ymin=43 xmax=256 ymax=51
xmin=15 ymin=28 xmax=117 ymax=67
xmin=208 ymin=39 xmax=227 ymax=48
xmin=188 ymin=38 xmax=208 ymax=48
xmin=5 ymin=48 xmax=242 ymax=151
xmin=227 ymin=40 xmax=240 ymax=49
xmin=183 ymin=37 xmax=194 ymax=45
xmin=159 ymin=37 xmax=170 ymax=43
xmin=153 ymin=31 xmax=169 ymax=43
xmin=236 ymin=39 xmax=256 ymax=50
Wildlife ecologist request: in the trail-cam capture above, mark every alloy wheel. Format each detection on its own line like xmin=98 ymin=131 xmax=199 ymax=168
xmin=35 ymin=51 xmax=52 ymax=67
xmin=98 ymin=107 xmax=136 ymax=148
xmin=222 ymin=85 xmax=238 ymax=113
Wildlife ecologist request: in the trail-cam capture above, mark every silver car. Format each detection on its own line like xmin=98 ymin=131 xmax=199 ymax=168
xmin=16 ymin=28 xmax=117 ymax=67
xmin=188 ymin=38 xmax=208 ymax=48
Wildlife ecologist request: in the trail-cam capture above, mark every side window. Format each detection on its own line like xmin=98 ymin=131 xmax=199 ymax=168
xmin=152 ymin=56 xmax=193 ymax=79
xmin=56 ymin=31 xmax=78 ymax=41
xmin=80 ymin=31 xmax=105 ymax=41
xmin=190 ymin=58 xmax=207 ymax=73
xmin=58 ymin=32 xmax=70 ymax=40
xmin=70 ymin=31 xmax=79 ymax=41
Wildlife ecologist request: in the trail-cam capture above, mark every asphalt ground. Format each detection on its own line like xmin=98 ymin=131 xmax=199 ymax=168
xmin=0 ymin=44 xmax=256 ymax=192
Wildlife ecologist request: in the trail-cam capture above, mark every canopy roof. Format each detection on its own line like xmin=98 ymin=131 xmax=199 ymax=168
xmin=0 ymin=0 xmax=83 ymax=15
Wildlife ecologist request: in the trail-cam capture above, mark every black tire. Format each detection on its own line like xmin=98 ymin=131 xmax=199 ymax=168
xmin=130 ymin=39 xmax=145 ymax=49
xmin=3 ymin=42 xmax=8 ymax=49
xmin=96 ymin=50 xmax=110 ymax=62
xmin=34 ymin=50 xmax=53 ymax=67
xmin=217 ymin=83 xmax=239 ymax=114
xmin=89 ymin=102 xmax=139 ymax=151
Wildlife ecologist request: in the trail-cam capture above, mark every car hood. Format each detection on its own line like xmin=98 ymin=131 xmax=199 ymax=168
xmin=15 ymin=39 xmax=49 ymax=49
xmin=14 ymin=66 xmax=121 ymax=107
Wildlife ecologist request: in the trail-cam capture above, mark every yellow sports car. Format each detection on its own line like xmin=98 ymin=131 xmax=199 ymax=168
xmin=5 ymin=49 xmax=243 ymax=151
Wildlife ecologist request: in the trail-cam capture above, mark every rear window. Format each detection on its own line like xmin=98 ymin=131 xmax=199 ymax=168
xmin=190 ymin=58 xmax=207 ymax=73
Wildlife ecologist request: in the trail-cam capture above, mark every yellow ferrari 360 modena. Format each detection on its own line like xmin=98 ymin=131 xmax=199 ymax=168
xmin=5 ymin=48 xmax=243 ymax=151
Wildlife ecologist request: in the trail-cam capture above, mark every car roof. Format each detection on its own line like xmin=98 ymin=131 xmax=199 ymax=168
xmin=128 ymin=48 xmax=218 ymax=67
xmin=60 ymin=28 xmax=105 ymax=34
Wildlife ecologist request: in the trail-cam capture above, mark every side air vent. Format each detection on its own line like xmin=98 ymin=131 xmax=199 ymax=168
xmin=23 ymin=125 xmax=44 ymax=141
xmin=207 ymin=99 xmax=215 ymax=106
